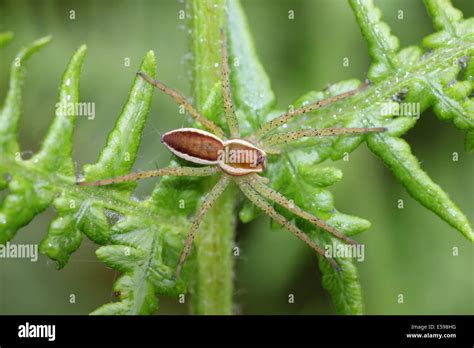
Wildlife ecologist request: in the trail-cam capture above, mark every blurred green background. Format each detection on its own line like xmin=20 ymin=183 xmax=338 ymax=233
xmin=0 ymin=0 xmax=473 ymax=314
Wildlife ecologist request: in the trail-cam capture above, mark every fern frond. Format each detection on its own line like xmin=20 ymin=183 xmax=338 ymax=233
xmin=0 ymin=0 xmax=472 ymax=316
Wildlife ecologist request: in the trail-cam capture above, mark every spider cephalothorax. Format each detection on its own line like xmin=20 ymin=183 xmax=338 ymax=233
xmin=78 ymin=29 xmax=385 ymax=279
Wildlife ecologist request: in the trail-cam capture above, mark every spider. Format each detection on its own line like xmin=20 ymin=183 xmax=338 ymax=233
xmin=78 ymin=30 xmax=385 ymax=279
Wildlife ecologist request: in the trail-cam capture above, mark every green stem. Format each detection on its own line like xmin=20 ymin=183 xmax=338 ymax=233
xmin=191 ymin=182 xmax=236 ymax=314
xmin=188 ymin=0 xmax=236 ymax=315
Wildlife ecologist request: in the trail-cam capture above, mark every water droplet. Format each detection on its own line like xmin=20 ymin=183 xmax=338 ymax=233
xmin=130 ymin=196 xmax=141 ymax=202
xmin=104 ymin=209 xmax=124 ymax=226
xmin=65 ymin=78 xmax=71 ymax=86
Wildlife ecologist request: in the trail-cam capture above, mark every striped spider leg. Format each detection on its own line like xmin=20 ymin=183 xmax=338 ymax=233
xmin=77 ymin=28 xmax=385 ymax=279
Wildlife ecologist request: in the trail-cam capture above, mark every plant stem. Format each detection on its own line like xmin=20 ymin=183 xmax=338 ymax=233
xmin=188 ymin=0 xmax=236 ymax=315
xmin=191 ymin=182 xmax=236 ymax=314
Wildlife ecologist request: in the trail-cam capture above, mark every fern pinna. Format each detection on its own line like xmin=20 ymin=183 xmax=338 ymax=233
xmin=0 ymin=0 xmax=472 ymax=314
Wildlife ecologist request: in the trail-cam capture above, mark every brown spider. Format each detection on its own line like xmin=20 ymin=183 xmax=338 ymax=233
xmin=78 ymin=30 xmax=385 ymax=279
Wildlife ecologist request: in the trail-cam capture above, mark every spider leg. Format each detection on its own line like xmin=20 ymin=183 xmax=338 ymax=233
xmin=137 ymin=72 xmax=225 ymax=139
xmin=252 ymin=175 xmax=270 ymax=185
xmin=246 ymin=174 xmax=357 ymax=246
xmin=236 ymin=177 xmax=340 ymax=271
xmin=174 ymin=175 xmax=231 ymax=279
xmin=262 ymin=127 xmax=386 ymax=146
xmin=220 ymin=29 xmax=240 ymax=138
xmin=262 ymin=147 xmax=281 ymax=155
xmin=251 ymin=82 xmax=370 ymax=139
xmin=77 ymin=166 xmax=219 ymax=186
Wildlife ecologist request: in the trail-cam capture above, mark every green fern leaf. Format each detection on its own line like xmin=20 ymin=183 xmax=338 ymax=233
xmin=348 ymin=0 xmax=473 ymax=241
xmin=0 ymin=32 xmax=13 ymax=48
xmin=0 ymin=36 xmax=52 ymax=242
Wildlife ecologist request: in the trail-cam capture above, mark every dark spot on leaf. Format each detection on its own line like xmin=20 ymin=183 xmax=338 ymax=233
xmin=103 ymin=208 xmax=123 ymax=226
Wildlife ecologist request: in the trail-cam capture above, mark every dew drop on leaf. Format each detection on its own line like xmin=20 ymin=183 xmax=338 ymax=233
xmin=104 ymin=209 xmax=123 ymax=226
xmin=130 ymin=195 xmax=141 ymax=202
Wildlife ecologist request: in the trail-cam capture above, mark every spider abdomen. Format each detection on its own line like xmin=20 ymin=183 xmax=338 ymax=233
xmin=161 ymin=128 xmax=224 ymax=164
